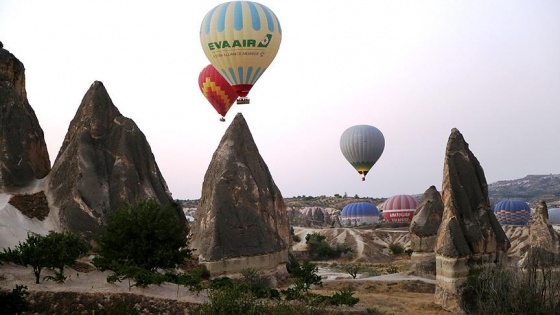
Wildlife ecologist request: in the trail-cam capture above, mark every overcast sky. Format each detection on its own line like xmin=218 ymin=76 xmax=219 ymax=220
xmin=1 ymin=1 xmax=559 ymax=200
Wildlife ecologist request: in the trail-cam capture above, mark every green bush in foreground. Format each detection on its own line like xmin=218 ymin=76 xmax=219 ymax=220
xmin=0 ymin=284 xmax=29 ymax=315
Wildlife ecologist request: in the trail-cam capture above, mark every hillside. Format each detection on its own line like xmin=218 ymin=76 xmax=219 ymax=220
xmin=488 ymin=174 xmax=560 ymax=207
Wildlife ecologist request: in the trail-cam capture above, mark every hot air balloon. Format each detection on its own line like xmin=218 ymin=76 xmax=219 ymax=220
xmin=198 ymin=64 xmax=239 ymax=121
xmin=340 ymin=125 xmax=385 ymax=181
xmin=493 ymin=199 xmax=531 ymax=226
xmin=382 ymin=194 xmax=418 ymax=222
xmin=200 ymin=1 xmax=282 ymax=104
xmin=340 ymin=202 xmax=380 ymax=226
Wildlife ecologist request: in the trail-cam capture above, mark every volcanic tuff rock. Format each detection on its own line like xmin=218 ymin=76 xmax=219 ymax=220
xmin=409 ymin=185 xmax=443 ymax=276
xmin=525 ymin=200 xmax=560 ymax=266
xmin=435 ymin=128 xmax=510 ymax=314
xmin=192 ymin=113 xmax=290 ymax=274
xmin=45 ymin=81 xmax=175 ymax=241
xmin=0 ymin=44 xmax=50 ymax=191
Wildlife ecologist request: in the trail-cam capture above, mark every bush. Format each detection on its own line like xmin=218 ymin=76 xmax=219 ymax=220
xmin=305 ymin=232 xmax=352 ymax=260
xmin=328 ymin=287 xmax=360 ymax=306
xmin=462 ymin=256 xmax=560 ymax=314
xmin=0 ymin=284 xmax=29 ymax=315
xmin=0 ymin=231 xmax=89 ymax=284
xmin=94 ymin=199 xmax=190 ymax=272
xmin=386 ymin=266 xmax=398 ymax=274
xmin=388 ymin=243 xmax=404 ymax=255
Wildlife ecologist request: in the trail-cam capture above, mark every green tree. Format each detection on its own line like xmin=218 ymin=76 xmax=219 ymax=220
xmin=0 ymin=231 xmax=88 ymax=284
xmin=94 ymin=199 xmax=190 ymax=271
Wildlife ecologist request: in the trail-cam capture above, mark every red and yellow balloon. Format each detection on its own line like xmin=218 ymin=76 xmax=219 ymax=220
xmin=200 ymin=1 xmax=282 ymax=100
xmin=198 ymin=64 xmax=238 ymax=121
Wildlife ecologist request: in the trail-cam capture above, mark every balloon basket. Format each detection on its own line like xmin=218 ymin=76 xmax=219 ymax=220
xmin=237 ymin=97 xmax=250 ymax=105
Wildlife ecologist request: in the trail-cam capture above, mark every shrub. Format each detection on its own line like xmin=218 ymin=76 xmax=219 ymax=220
xmin=0 ymin=284 xmax=29 ymax=314
xmin=388 ymin=243 xmax=404 ymax=255
xmin=1 ymin=231 xmax=89 ymax=284
xmin=94 ymin=199 xmax=190 ymax=271
xmin=328 ymin=287 xmax=360 ymax=306
xmin=462 ymin=255 xmax=560 ymax=314
xmin=305 ymin=232 xmax=352 ymax=260
xmin=386 ymin=266 xmax=398 ymax=274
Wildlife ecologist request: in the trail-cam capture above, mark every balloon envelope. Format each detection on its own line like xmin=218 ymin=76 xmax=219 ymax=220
xmin=493 ymin=199 xmax=531 ymax=226
xmin=200 ymin=1 xmax=282 ymax=97
xmin=382 ymin=194 xmax=418 ymax=222
xmin=340 ymin=125 xmax=385 ymax=180
xmin=198 ymin=64 xmax=238 ymax=118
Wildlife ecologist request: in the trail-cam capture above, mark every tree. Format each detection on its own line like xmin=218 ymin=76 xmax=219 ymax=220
xmin=94 ymin=199 xmax=190 ymax=271
xmin=0 ymin=231 xmax=88 ymax=284
xmin=345 ymin=263 xmax=361 ymax=279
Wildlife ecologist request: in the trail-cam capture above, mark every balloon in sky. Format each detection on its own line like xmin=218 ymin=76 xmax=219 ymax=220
xmin=198 ymin=64 xmax=238 ymax=121
xmin=340 ymin=125 xmax=385 ymax=181
xmin=200 ymin=1 xmax=282 ymax=102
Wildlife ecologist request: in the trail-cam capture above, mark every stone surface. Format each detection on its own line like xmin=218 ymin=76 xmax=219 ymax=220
xmin=409 ymin=186 xmax=443 ymax=276
xmin=0 ymin=45 xmax=50 ymax=192
xmin=45 ymin=81 xmax=175 ymax=241
xmin=192 ymin=113 xmax=290 ymax=270
xmin=525 ymin=200 xmax=560 ymax=267
xmin=434 ymin=128 xmax=510 ymax=314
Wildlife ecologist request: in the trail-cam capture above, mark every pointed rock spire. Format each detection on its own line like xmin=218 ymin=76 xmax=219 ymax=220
xmin=525 ymin=200 xmax=560 ymax=267
xmin=45 ymin=81 xmax=175 ymax=241
xmin=192 ymin=113 xmax=290 ymax=274
xmin=435 ymin=128 xmax=510 ymax=313
xmin=0 ymin=45 xmax=51 ymax=191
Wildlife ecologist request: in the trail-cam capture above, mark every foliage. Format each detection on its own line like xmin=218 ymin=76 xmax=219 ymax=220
xmin=388 ymin=243 xmax=404 ymax=255
xmin=289 ymin=260 xmax=322 ymax=293
xmin=462 ymin=254 xmax=560 ymax=314
xmin=0 ymin=284 xmax=29 ymax=315
xmin=328 ymin=287 xmax=360 ymax=306
xmin=386 ymin=266 xmax=398 ymax=274
xmin=95 ymin=301 xmax=140 ymax=315
xmin=305 ymin=232 xmax=352 ymax=260
xmin=94 ymin=199 xmax=190 ymax=272
xmin=344 ymin=263 xmax=361 ymax=279
xmin=0 ymin=231 xmax=89 ymax=284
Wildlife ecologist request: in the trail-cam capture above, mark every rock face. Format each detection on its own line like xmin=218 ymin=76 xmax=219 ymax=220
xmin=435 ymin=128 xmax=510 ymax=314
xmin=0 ymin=44 xmax=50 ymax=191
xmin=45 ymin=81 xmax=174 ymax=241
xmin=409 ymin=185 xmax=443 ymax=277
xmin=525 ymin=200 xmax=560 ymax=266
xmin=192 ymin=113 xmax=290 ymax=275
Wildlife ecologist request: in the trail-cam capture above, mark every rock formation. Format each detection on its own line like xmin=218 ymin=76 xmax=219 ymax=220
xmin=0 ymin=43 xmax=50 ymax=192
xmin=192 ymin=113 xmax=290 ymax=275
xmin=45 ymin=81 xmax=175 ymax=241
xmin=435 ymin=128 xmax=510 ymax=314
xmin=525 ymin=200 xmax=560 ymax=267
xmin=409 ymin=185 xmax=443 ymax=277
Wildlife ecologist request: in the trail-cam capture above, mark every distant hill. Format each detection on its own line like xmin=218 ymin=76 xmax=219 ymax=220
xmin=488 ymin=174 xmax=560 ymax=207
xmin=177 ymin=174 xmax=560 ymax=210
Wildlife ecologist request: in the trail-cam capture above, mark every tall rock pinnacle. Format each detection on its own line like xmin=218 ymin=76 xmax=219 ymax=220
xmin=0 ymin=45 xmax=51 ymax=191
xmin=435 ymin=128 xmax=510 ymax=313
xmin=45 ymin=81 xmax=175 ymax=241
xmin=192 ymin=113 xmax=290 ymax=275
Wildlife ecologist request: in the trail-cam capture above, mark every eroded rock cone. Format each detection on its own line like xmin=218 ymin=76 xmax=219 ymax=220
xmin=409 ymin=185 xmax=443 ymax=277
xmin=45 ymin=81 xmax=176 ymax=241
xmin=525 ymin=200 xmax=560 ymax=267
xmin=0 ymin=45 xmax=50 ymax=191
xmin=435 ymin=128 xmax=510 ymax=314
xmin=192 ymin=113 xmax=290 ymax=275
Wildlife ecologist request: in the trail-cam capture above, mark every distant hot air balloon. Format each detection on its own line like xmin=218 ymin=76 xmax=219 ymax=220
xmin=198 ymin=64 xmax=239 ymax=121
xmin=340 ymin=125 xmax=385 ymax=181
xmin=200 ymin=1 xmax=282 ymax=104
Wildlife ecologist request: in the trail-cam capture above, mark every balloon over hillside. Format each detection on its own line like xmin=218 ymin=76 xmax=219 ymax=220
xmin=493 ymin=199 xmax=531 ymax=226
xmin=340 ymin=202 xmax=380 ymax=226
xmin=198 ymin=64 xmax=238 ymax=121
xmin=340 ymin=125 xmax=385 ymax=181
xmin=200 ymin=1 xmax=282 ymax=104
xmin=382 ymin=194 xmax=418 ymax=222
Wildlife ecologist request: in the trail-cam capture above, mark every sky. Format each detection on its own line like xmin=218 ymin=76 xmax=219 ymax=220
xmin=1 ymin=1 xmax=559 ymax=200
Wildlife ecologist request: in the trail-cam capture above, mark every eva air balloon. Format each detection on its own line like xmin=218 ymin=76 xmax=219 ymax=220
xmin=198 ymin=64 xmax=238 ymax=122
xmin=340 ymin=125 xmax=385 ymax=181
xmin=200 ymin=1 xmax=282 ymax=104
